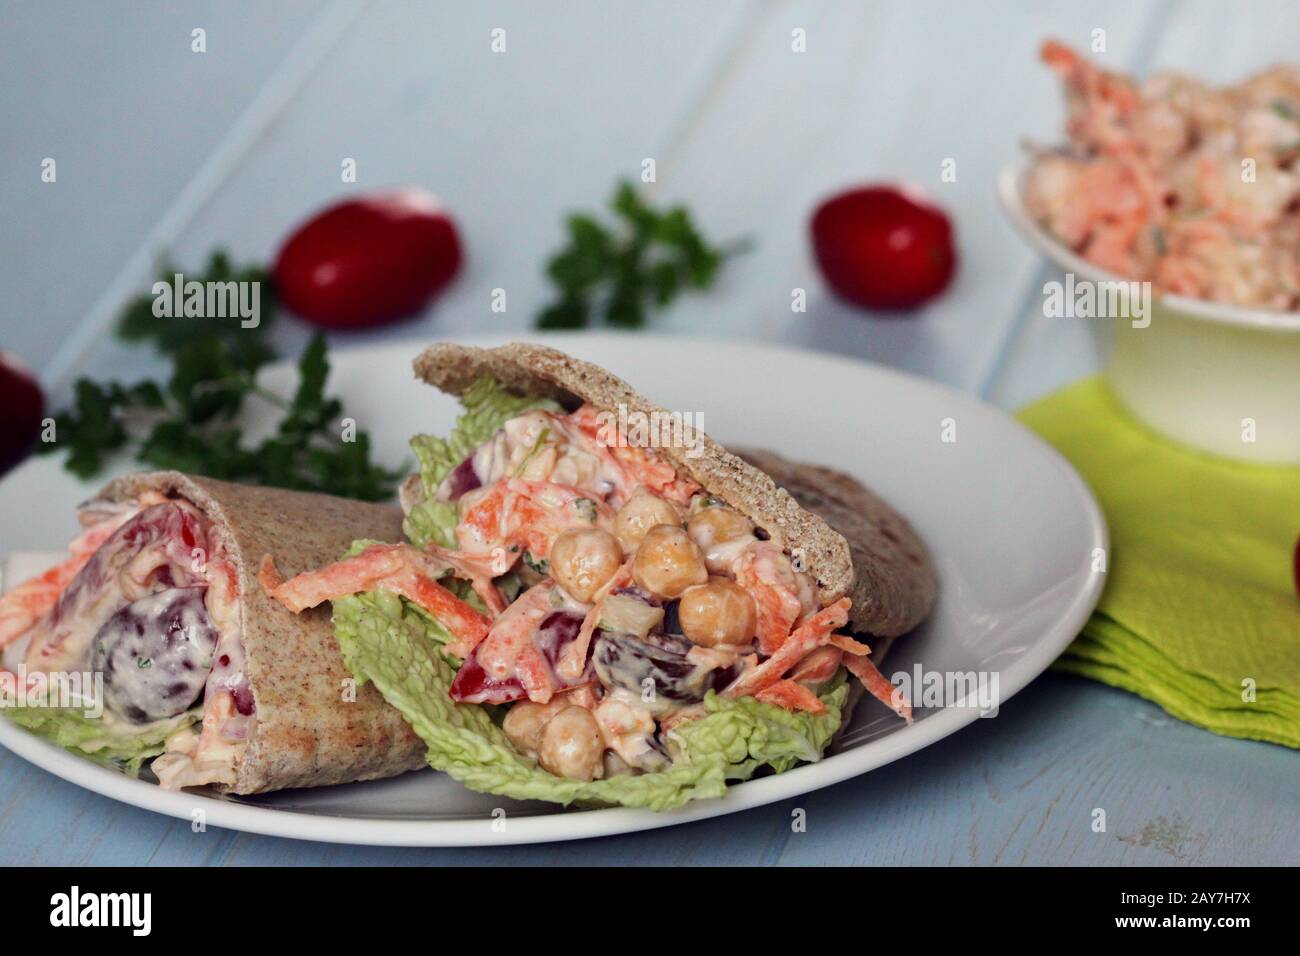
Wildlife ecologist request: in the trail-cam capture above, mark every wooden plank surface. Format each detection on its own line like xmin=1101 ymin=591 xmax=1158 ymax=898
xmin=3 ymin=675 xmax=1294 ymax=865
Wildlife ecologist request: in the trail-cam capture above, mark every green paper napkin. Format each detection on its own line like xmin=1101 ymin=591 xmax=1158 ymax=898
xmin=1018 ymin=377 xmax=1300 ymax=749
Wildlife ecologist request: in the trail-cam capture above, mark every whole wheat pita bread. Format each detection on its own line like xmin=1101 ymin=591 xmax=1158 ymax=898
xmin=732 ymin=448 xmax=937 ymax=643
xmin=412 ymin=342 xmax=936 ymax=640
xmin=100 ymin=472 xmax=426 ymax=794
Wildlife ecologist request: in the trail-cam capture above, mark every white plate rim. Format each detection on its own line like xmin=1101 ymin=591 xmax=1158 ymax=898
xmin=0 ymin=334 xmax=1108 ymax=847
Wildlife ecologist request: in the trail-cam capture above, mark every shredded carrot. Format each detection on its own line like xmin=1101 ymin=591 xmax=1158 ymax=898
xmin=400 ymin=571 xmax=491 ymax=647
xmin=829 ymin=634 xmax=871 ymax=656
xmin=755 ymin=679 xmax=827 ymax=714
xmin=558 ymin=558 xmax=633 ymax=680
xmin=458 ymin=478 xmax=615 ymax=563
xmin=608 ymin=444 xmax=700 ymax=505
xmin=568 ymin=404 xmax=701 ymax=504
xmin=264 ymin=544 xmax=404 ymax=612
xmin=789 ymin=646 xmax=844 ymax=686
xmin=422 ymin=543 xmax=506 ymax=616
xmin=264 ymin=543 xmax=490 ymax=652
xmin=734 ymin=547 xmax=802 ymax=656
xmin=723 ymin=598 xmax=851 ymax=699
xmin=513 ymin=643 xmax=557 ymax=704
xmin=469 ymin=581 xmax=555 ymax=678
xmin=0 ymin=557 xmax=83 ymax=649
xmin=458 ymin=483 xmax=551 ymax=557
xmin=841 ymin=652 xmax=912 ymax=723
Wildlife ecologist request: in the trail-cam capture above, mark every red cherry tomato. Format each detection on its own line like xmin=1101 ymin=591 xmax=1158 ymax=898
xmin=1293 ymin=535 xmax=1299 ymax=599
xmin=810 ymin=185 xmax=956 ymax=311
xmin=0 ymin=351 xmax=45 ymax=474
xmin=274 ymin=190 xmax=462 ymax=330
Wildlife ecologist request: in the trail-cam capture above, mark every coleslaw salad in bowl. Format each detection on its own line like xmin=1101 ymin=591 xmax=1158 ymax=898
xmin=999 ymin=42 xmax=1300 ymax=464
xmin=1000 ymin=162 xmax=1300 ymax=464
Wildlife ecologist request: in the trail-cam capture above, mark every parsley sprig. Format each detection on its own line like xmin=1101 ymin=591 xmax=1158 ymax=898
xmin=38 ymin=251 xmax=404 ymax=501
xmin=536 ymin=181 xmax=747 ymax=329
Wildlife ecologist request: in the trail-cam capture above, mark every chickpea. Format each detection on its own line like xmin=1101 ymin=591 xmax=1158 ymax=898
xmin=538 ymin=706 xmax=604 ymax=781
xmin=614 ymin=487 xmax=682 ymax=552
xmin=632 ymin=524 xmax=708 ymax=599
xmin=549 ymin=527 xmax=622 ymax=603
xmin=678 ymin=576 xmax=756 ymax=647
xmin=687 ymin=506 xmax=756 ymax=573
xmin=502 ymin=699 xmax=568 ymax=759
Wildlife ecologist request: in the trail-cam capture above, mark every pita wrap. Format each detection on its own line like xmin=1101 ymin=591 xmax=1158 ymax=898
xmin=59 ymin=473 xmax=424 ymax=794
xmin=412 ymin=342 xmax=936 ymax=641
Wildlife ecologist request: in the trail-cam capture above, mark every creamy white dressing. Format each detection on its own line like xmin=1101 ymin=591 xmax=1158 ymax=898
xmin=0 ymin=633 xmax=27 ymax=673
xmin=686 ymin=642 xmax=745 ymax=672
xmin=14 ymin=496 xmax=253 ymax=789
xmin=467 ymin=430 xmax=512 ymax=491
xmin=24 ymin=507 xmax=206 ymax=677
xmin=162 ymin=536 xmax=255 ymax=789
xmin=151 ymin=692 xmax=239 ymax=789
xmin=446 ymin=409 xmax=624 ymax=505
xmin=706 ymin=533 xmax=760 ymax=576
xmin=594 ymin=688 xmax=668 ymax=772
xmin=549 ymin=585 xmax=590 ymax=617
xmin=736 ymin=539 xmax=820 ymax=623
xmin=476 ymin=585 xmax=556 ymax=682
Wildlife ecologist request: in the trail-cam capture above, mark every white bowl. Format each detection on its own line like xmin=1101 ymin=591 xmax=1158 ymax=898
xmin=998 ymin=164 xmax=1300 ymax=464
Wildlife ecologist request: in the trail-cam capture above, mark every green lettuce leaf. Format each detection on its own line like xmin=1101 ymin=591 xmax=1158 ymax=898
xmin=403 ymin=377 xmax=561 ymax=548
xmin=402 ymin=498 xmax=461 ymax=553
xmin=3 ymin=705 xmax=200 ymax=776
xmin=332 ymin=588 xmax=848 ymax=811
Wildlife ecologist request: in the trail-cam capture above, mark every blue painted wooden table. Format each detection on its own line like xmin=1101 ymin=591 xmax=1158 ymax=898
xmin=1 ymin=0 xmax=1296 ymax=865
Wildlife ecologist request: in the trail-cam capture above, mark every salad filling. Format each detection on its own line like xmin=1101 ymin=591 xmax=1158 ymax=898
xmin=266 ymin=377 xmax=910 ymax=804
xmin=1026 ymin=40 xmax=1300 ymax=310
xmin=0 ymin=492 xmax=253 ymax=784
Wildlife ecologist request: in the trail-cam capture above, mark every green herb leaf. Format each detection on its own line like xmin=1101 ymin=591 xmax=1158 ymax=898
xmin=41 ymin=254 xmax=403 ymax=501
xmin=35 ymin=379 xmax=159 ymax=478
xmin=534 ymin=180 xmax=747 ymax=330
xmin=117 ymin=249 xmax=277 ymax=354
xmin=536 ymin=296 xmax=589 ymax=330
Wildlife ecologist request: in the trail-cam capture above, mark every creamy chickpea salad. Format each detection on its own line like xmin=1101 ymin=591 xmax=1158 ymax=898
xmin=264 ymin=377 xmax=908 ymax=808
xmin=1026 ymin=40 xmax=1300 ymax=310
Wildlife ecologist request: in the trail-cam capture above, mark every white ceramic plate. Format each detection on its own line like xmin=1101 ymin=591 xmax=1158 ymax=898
xmin=0 ymin=334 xmax=1106 ymax=846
